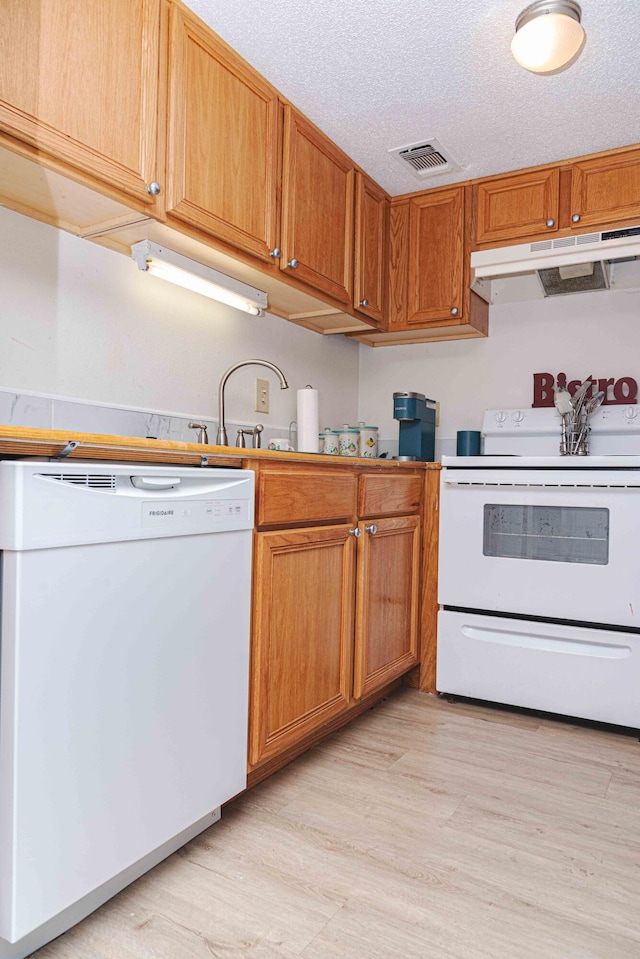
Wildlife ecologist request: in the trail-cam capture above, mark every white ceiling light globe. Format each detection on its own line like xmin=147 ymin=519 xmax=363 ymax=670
xmin=511 ymin=1 xmax=585 ymax=74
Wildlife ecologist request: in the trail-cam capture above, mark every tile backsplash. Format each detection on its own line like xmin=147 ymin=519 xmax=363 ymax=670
xmin=0 ymin=391 xmax=54 ymax=430
xmin=0 ymin=388 xmax=452 ymax=458
xmin=0 ymin=387 xmax=283 ymax=448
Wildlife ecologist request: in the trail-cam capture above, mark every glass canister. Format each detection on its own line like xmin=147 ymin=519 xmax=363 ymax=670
xmin=336 ymin=426 xmax=359 ymax=457
xmin=355 ymin=422 xmax=378 ymax=458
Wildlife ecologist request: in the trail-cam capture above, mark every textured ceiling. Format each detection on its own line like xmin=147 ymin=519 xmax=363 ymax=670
xmin=184 ymin=0 xmax=640 ymax=197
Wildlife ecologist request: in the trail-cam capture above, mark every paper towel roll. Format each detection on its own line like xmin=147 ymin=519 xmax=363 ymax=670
xmin=297 ymin=385 xmax=319 ymax=452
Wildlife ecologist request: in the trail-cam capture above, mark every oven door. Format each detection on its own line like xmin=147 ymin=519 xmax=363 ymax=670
xmin=439 ymin=468 xmax=640 ymax=628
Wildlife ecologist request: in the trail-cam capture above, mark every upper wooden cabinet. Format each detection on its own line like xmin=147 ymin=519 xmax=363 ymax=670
xmin=569 ymin=149 xmax=640 ymax=230
xmin=407 ymin=187 xmax=465 ymax=325
xmin=0 ymin=0 xmax=162 ymax=211
xmin=353 ymin=173 xmax=389 ymax=325
xmin=165 ymin=2 xmax=281 ymax=262
xmin=473 ymin=147 xmax=640 ymax=247
xmin=474 ymin=168 xmax=560 ymax=245
xmin=351 ymin=184 xmax=488 ymax=346
xmin=280 ymin=106 xmax=355 ymax=305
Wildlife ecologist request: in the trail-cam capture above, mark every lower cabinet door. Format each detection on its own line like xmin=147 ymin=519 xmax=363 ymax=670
xmin=249 ymin=525 xmax=356 ymax=767
xmin=353 ymin=515 xmax=421 ymax=699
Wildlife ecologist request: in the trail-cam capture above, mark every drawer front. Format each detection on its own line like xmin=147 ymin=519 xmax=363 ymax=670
xmin=256 ymin=469 xmax=357 ymax=527
xmin=358 ymin=473 xmax=423 ymax=517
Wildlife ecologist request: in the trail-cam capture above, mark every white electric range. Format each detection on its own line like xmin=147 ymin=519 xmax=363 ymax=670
xmin=437 ymin=405 xmax=640 ymax=728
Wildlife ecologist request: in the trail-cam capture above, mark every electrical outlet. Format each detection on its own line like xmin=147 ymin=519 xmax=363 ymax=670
xmin=255 ymin=378 xmax=269 ymax=414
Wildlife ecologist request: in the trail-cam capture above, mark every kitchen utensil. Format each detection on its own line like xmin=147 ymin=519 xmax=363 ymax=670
xmin=570 ymin=379 xmax=593 ymax=416
xmin=570 ymin=390 xmax=605 ymax=454
xmin=553 ymin=386 xmax=573 ymax=416
xmin=554 ymin=387 xmax=574 ymax=454
xmin=584 ymin=390 xmax=605 ymax=415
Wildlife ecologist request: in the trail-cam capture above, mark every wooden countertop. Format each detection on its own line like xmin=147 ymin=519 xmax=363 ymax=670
xmin=0 ymin=425 xmax=441 ymax=470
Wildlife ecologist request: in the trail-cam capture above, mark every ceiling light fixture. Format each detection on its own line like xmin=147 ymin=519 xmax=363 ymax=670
xmin=511 ymin=1 xmax=585 ymax=74
xmin=131 ymin=240 xmax=268 ymax=316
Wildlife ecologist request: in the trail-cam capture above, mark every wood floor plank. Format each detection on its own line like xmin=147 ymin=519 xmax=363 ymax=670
xmin=32 ymin=688 xmax=640 ymax=959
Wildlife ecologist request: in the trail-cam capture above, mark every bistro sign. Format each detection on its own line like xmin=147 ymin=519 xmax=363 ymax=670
xmin=533 ymin=372 xmax=638 ymax=408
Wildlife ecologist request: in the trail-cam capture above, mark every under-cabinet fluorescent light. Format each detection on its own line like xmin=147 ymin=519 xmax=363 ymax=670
xmin=131 ymin=241 xmax=268 ymax=316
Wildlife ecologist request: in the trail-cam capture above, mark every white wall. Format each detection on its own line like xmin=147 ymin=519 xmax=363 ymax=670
xmin=358 ymin=287 xmax=640 ymax=455
xmin=0 ymin=205 xmax=359 ymax=434
xmin=5 ymin=202 xmax=639 ymax=457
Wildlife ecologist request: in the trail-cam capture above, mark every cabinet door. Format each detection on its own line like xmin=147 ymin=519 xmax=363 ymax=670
xmin=0 ymin=0 xmax=161 ymax=206
xmin=474 ymin=168 xmax=560 ymax=245
xmin=353 ymin=173 xmax=388 ymax=324
xmin=281 ymin=106 xmax=354 ymax=305
xmin=353 ymin=516 xmax=420 ymax=699
xmin=407 ymin=187 xmax=465 ymax=325
xmin=570 ymin=149 xmax=640 ymax=230
xmin=166 ymin=2 xmax=280 ymax=261
xmin=249 ymin=525 xmax=355 ymax=767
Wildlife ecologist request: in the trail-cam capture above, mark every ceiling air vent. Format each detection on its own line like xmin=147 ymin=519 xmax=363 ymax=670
xmin=389 ymin=138 xmax=461 ymax=180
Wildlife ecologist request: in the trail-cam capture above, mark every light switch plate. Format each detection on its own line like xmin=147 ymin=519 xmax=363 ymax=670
xmin=256 ymin=378 xmax=269 ymax=414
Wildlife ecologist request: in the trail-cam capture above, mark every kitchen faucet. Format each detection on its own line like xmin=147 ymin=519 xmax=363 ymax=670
xmin=216 ymin=359 xmax=289 ymax=446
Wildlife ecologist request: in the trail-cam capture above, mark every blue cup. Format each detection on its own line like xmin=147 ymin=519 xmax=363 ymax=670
xmin=456 ymin=430 xmax=481 ymax=456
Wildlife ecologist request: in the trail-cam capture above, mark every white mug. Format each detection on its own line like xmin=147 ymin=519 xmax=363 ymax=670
xmin=268 ymin=437 xmax=293 ymax=451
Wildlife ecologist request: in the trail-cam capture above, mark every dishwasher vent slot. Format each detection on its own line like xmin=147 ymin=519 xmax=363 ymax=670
xmin=41 ymin=473 xmax=117 ymax=490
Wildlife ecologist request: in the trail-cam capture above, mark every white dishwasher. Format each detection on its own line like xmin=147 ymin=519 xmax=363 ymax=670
xmin=0 ymin=460 xmax=254 ymax=959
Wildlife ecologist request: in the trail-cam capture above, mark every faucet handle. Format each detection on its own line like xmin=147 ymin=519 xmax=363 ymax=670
xmin=188 ymin=422 xmax=209 ymax=444
xmin=237 ymin=425 xmax=264 ymax=449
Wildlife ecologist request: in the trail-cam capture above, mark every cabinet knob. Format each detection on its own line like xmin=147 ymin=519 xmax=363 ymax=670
xmin=572 ymin=213 xmax=581 ymax=223
xmin=365 ymin=524 xmax=378 ymax=535
xmin=146 ymin=181 xmax=161 ymax=196
xmin=450 ymin=307 xmax=459 ymax=316
xmin=546 ymin=218 xmax=555 ymax=228
xmin=359 ymin=298 xmax=369 ymax=308
xmin=269 ymin=247 xmax=281 ymax=259
xmin=287 ymin=258 xmax=299 ymax=269
xmin=348 ymin=527 xmax=362 ymax=538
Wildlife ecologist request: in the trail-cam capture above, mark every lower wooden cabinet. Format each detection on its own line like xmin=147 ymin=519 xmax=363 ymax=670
xmin=249 ymin=524 xmax=356 ymax=767
xmin=354 ymin=516 xmax=420 ymax=699
xmin=248 ymin=509 xmax=421 ymax=769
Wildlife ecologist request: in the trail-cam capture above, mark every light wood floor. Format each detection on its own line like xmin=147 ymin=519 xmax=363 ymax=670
xmin=35 ymin=689 xmax=640 ymax=959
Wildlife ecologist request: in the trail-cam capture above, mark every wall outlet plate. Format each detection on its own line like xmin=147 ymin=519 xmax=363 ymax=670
xmin=256 ymin=378 xmax=269 ymax=414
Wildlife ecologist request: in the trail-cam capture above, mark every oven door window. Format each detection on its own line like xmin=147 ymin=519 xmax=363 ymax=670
xmin=483 ymin=504 xmax=609 ymax=565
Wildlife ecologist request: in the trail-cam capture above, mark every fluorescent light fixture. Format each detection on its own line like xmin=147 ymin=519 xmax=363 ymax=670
xmin=131 ymin=240 xmax=268 ymax=316
xmin=511 ymin=1 xmax=585 ymax=74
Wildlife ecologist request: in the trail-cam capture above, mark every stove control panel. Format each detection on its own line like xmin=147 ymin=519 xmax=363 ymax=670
xmin=483 ymin=406 xmax=640 ymax=455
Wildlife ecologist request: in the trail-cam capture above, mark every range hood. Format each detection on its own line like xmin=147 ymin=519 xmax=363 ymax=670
xmin=471 ymin=225 xmax=640 ymax=301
